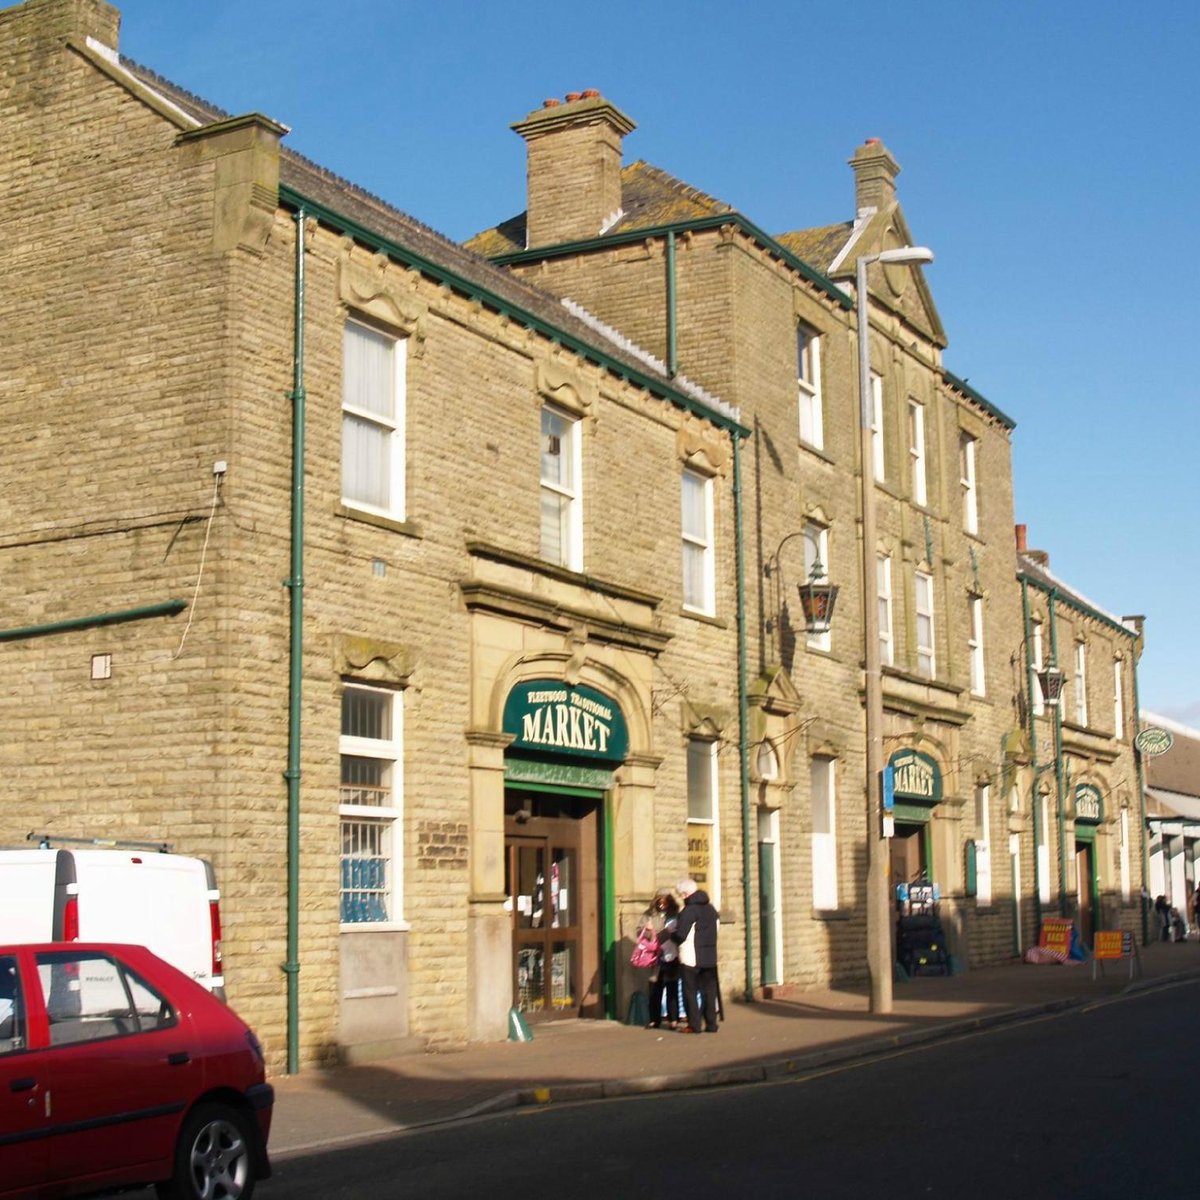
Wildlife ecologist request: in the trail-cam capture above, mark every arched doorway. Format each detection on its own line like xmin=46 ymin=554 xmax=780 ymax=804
xmin=501 ymin=680 xmax=629 ymax=1021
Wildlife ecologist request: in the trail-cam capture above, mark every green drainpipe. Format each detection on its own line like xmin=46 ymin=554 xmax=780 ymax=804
xmin=1020 ymin=579 xmax=1043 ymax=936
xmin=283 ymin=208 xmax=307 ymax=1073
xmin=665 ymin=231 xmax=677 ymax=378
xmin=1130 ymin=632 xmax=1151 ymax=945
xmin=604 ymin=792 xmax=616 ymax=1019
xmin=1048 ymin=593 xmax=1067 ymax=916
xmin=733 ymin=435 xmax=753 ymax=1002
xmin=0 ymin=600 xmax=186 ymax=643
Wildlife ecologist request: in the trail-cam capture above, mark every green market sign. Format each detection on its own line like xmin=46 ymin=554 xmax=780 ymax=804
xmin=888 ymin=748 xmax=943 ymax=804
xmin=1135 ymin=727 xmax=1174 ymax=757
xmin=1074 ymin=784 xmax=1103 ymax=824
xmin=503 ymin=680 xmax=629 ymax=763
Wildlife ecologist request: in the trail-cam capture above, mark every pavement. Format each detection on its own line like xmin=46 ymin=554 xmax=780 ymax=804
xmin=268 ymin=938 xmax=1200 ymax=1159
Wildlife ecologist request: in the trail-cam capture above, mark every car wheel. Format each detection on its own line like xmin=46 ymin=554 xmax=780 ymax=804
xmin=156 ymin=1102 xmax=257 ymax=1200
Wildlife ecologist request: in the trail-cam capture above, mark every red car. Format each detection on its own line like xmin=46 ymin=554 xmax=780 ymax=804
xmin=0 ymin=942 xmax=272 ymax=1199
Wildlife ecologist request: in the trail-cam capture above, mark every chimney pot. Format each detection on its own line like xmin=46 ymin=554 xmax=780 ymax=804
xmin=582 ymin=88 xmax=600 ymax=98
xmin=512 ymin=94 xmax=636 ymax=248
xmin=849 ymin=137 xmax=901 ymax=215
xmin=1015 ymin=523 xmax=1027 ymax=552
xmin=543 ymin=98 xmax=560 ymax=108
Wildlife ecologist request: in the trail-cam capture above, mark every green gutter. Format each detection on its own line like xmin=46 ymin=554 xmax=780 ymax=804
xmin=733 ymin=436 xmax=754 ymax=1003
xmin=283 ymin=207 xmax=307 ymax=1074
xmin=0 ymin=599 xmax=185 ymax=642
xmin=278 ymin=186 xmax=748 ymax=440
xmin=941 ymin=369 xmax=1017 ymax=432
xmin=1017 ymin=571 xmax=1136 ymax=640
xmin=488 ymin=212 xmax=854 ymax=312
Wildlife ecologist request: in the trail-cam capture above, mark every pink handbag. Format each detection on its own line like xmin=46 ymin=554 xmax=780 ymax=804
xmin=630 ymin=926 xmax=660 ymax=968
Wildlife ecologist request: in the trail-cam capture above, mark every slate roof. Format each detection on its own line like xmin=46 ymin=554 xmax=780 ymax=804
xmin=774 ymin=224 xmax=854 ymax=275
xmin=466 ymin=160 xmax=735 ymax=257
xmin=114 ymin=59 xmax=740 ymax=427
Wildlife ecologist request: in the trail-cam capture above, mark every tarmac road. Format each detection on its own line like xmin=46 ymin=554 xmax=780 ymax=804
xmin=267 ymin=977 xmax=1197 ymax=1199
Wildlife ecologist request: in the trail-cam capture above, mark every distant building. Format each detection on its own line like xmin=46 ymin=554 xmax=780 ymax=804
xmin=1141 ymin=713 xmax=1200 ymax=928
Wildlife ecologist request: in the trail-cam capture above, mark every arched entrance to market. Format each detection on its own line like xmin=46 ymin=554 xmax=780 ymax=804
xmin=501 ymin=678 xmax=631 ymax=1021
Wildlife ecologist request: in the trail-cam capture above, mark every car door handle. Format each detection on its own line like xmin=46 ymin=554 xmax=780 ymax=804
xmin=166 ymin=1052 xmax=191 ymax=1066
xmin=9 ymin=1077 xmax=36 ymax=1093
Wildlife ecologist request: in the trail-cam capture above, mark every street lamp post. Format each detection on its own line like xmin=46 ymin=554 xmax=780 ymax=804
xmin=856 ymin=245 xmax=933 ymax=1015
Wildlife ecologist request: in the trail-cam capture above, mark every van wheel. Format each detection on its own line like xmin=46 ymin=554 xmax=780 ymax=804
xmin=156 ymin=1102 xmax=256 ymax=1200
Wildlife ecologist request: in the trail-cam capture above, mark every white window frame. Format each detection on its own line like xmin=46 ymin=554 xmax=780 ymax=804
xmin=960 ymin=432 xmax=979 ymax=535
xmin=686 ymin=738 xmax=720 ymax=909
xmin=797 ymin=327 xmax=823 ymax=450
xmin=908 ymin=398 xmax=927 ymax=507
xmin=877 ymin=553 xmax=894 ymax=667
xmin=870 ymin=371 xmax=885 ymax=482
xmin=681 ymin=468 xmax=715 ymax=615
xmin=810 ymin=757 xmax=838 ymax=911
xmin=1113 ymin=658 xmax=1125 ymax=739
xmin=803 ymin=521 xmax=832 ymax=652
xmin=1074 ymin=640 xmax=1089 ymax=726
xmin=342 ymin=320 xmax=406 ymax=520
xmin=540 ymin=404 xmax=583 ymax=571
xmin=974 ymin=785 xmax=992 ymax=907
xmin=1031 ymin=619 xmax=1045 ymax=716
xmin=915 ymin=570 xmax=936 ymax=679
xmin=339 ymin=683 xmax=404 ymax=928
xmin=1037 ymin=793 xmax=1052 ymax=905
xmin=968 ymin=594 xmax=986 ymax=697
xmin=1119 ymin=806 xmax=1131 ymax=901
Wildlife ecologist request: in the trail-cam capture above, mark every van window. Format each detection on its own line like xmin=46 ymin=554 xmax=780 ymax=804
xmin=35 ymin=951 xmax=177 ymax=1045
xmin=0 ymin=956 xmax=25 ymax=1054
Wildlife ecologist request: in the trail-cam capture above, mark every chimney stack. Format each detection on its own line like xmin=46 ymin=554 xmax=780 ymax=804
xmin=849 ymin=137 xmax=900 ymax=216
xmin=513 ymin=92 xmax=635 ymax=248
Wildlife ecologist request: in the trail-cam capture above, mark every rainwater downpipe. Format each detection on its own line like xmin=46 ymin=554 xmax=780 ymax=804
xmin=733 ymin=434 xmax=754 ymax=1002
xmin=1130 ymin=635 xmax=1151 ymax=945
xmin=665 ymin=232 xmax=678 ymax=378
xmin=283 ymin=207 xmax=307 ymax=1074
xmin=1048 ymin=592 xmax=1067 ymax=916
xmin=1020 ymin=579 xmax=1043 ymax=935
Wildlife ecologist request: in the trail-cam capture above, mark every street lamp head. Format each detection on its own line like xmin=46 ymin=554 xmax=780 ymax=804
xmin=1037 ymin=662 xmax=1067 ymax=709
xmin=796 ymin=559 xmax=838 ymax=635
xmin=873 ymin=245 xmax=934 ymax=267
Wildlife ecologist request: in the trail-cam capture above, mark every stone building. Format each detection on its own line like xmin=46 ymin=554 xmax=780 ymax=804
xmin=1016 ymin=530 xmax=1146 ymax=946
xmin=468 ymin=92 xmax=1144 ymax=978
xmin=0 ymin=0 xmax=749 ymax=1067
xmin=1140 ymin=715 xmax=1200 ymax=931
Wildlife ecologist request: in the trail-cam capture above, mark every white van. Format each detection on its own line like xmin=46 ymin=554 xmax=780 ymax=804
xmin=0 ymin=838 xmax=224 ymax=997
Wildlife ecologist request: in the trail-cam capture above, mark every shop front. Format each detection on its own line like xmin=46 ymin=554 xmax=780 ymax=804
xmin=501 ymin=680 xmax=629 ymax=1022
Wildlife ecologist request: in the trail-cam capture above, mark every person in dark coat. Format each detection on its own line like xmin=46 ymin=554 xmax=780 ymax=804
xmin=672 ymin=878 xmax=720 ymax=1033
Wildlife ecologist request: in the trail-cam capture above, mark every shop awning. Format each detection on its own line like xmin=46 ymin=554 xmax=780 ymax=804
xmin=1146 ymin=786 xmax=1200 ymax=830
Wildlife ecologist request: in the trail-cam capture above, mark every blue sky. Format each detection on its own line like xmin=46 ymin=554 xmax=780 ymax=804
xmin=105 ymin=1 xmax=1199 ymax=723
